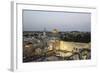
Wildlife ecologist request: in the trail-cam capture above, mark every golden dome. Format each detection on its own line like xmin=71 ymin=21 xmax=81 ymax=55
xmin=52 ymin=29 xmax=59 ymax=34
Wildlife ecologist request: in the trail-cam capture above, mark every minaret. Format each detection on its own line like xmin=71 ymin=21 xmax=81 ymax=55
xmin=43 ymin=27 xmax=46 ymax=38
xmin=42 ymin=27 xmax=47 ymax=50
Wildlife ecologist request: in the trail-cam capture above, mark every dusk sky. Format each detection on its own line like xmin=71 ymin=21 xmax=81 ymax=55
xmin=23 ymin=10 xmax=91 ymax=32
